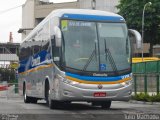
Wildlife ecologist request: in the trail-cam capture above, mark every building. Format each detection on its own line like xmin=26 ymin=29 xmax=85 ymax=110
xmin=18 ymin=0 xmax=120 ymax=39
xmin=79 ymin=0 xmax=119 ymax=12
xmin=19 ymin=0 xmax=80 ymax=39
xmin=0 ymin=43 xmax=19 ymax=69
xmin=133 ymin=43 xmax=150 ymax=57
xmin=153 ymin=45 xmax=160 ymax=57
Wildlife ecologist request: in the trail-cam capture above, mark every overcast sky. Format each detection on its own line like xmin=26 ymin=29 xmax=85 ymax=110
xmin=0 ymin=0 xmax=76 ymax=43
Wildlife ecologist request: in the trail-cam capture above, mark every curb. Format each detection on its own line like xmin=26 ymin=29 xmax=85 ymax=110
xmin=129 ymin=100 xmax=160 ymax=105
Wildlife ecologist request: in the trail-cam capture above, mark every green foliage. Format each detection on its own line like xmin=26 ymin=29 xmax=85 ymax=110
xmin=132 ymin=93 xmax=160 ymax=102
xmin=117 ymin=0 xmax=160 ymax=50
xmin=0 ymin=68 xmax=15 ymax=83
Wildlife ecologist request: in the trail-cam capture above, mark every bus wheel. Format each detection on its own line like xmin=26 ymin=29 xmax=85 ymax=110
xmin=49 ymin=99 xmax=56 ymax=109
xmin=45 ymin=80 xmax=55 ymax=109
xmin=23 ymin=84 xmax=31 ymax=103
xmin=101 ymin=101 xmax=112 ymax=109
xmin=47 ymin=89 xmax=58 ymax=109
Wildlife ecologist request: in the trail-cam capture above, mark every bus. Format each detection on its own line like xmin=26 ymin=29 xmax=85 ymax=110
xmin=18 ymin=9 xmax=141 ymax=109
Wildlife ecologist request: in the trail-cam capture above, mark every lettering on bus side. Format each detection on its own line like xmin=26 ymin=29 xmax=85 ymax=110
xmin=93 ymin=73 xmax=108 ymax=76
xmin=32 ymin=56 xmax=41 ymax=67
xmin=121 ymin=74 xmax=131 ymax=79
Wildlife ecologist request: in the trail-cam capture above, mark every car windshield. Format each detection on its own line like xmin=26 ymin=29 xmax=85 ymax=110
xmin=61 ymin=20 xmax=131 ymax=73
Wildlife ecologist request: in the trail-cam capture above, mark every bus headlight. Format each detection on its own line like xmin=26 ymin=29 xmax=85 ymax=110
xmin=121 ymin=80 xmax=132 ymax=87
xmin=62 ymin=78 xmax=79 ymax=85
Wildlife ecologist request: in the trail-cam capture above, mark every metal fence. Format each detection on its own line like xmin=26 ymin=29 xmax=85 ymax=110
xmin=132 ymin=61 xmax=160 ymax=95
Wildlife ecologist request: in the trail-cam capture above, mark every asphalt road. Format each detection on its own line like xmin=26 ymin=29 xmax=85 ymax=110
xmin=0 ymin=98 xmax=160 ymax=120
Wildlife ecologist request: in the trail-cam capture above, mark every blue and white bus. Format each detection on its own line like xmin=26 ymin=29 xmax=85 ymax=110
xmin=18 ymin=9 xmax=141 ymax=109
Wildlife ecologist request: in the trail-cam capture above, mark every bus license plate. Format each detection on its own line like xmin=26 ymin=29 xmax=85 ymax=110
xmin=94 ymin=92 xmax=106 ymax=97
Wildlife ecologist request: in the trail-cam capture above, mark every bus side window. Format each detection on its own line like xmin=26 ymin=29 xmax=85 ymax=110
xmin=32 ymin=41 xmax=41 ymax=56
xmin=33 ymin=45 xmax=39 ymax=55
xmin=19 ymin=42 xmax=31 ymax=61
xmin=19 ymin=47 xmax=25 ymax=61
xmin=42 ymin=41 xmax=49 ymax=52
xmin=51 ymin=35 xmax=60 ymax=66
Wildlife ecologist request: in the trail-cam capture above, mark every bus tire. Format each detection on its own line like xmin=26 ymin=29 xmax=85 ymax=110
xmin=45 ymin=79 xmax=54 ymax=109
xmin=23 ymin=83 xmax=31 ymax=103
xmin=49 ymin=99 xmax=56 ymax=109
xmin=47 ymin=89 xmax=57 ymax=109
xmin=101 ymin=101 xmax=112 ymax=109
xmin=45 ymin=80 xmax=49 ymax=104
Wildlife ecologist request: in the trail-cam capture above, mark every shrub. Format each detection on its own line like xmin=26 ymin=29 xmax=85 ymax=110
xmin=132 ymin=93 xmax=160 ymax=102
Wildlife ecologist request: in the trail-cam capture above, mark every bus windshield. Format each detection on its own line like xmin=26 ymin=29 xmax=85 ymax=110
xmin=61 ymin=20 xmax=130 ymax=73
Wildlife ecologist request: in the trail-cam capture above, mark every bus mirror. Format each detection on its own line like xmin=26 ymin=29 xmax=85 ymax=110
xmin=54 ymin=26 xmax=62 ymax=47
xmin=128 ymin=29 xmax=142 ymax=49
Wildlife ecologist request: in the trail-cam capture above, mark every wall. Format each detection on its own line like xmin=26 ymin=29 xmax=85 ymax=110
xmin=79 ymin=0 xmax=119 ymax=13
xmin=35 ymin=2 xmax=80 ymax=20
xmin=21 ymin=0 xmax=80 ymax=40
xmin=22 ymin=0 xmax=35 ymax=40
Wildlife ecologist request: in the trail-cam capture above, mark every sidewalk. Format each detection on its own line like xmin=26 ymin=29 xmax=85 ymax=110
xmin=129 ymin=100 xmax=160 ymax=105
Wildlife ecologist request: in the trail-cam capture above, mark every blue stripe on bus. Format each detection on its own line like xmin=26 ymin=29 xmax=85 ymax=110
xmin=18 ymin=50 xmax=51 ymax=73
xmin=61 ymin=14 xmax=124 ymax=22
xmin=65 ymin=72 xmax=130 ymax=82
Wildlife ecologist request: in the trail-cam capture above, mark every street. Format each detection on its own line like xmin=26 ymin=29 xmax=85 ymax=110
xmin=0 ymin=98 xmax=159 ymax=120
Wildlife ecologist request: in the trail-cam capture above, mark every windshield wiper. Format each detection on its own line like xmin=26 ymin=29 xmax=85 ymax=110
xmin=104 ymin=39 xmax=118 ymax=75
xmin=82 ymin=43 xmax=97 ymax=71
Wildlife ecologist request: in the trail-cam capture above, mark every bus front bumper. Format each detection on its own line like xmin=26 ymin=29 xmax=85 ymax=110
xmin=51 ymin=81 xmax=132 ymax=102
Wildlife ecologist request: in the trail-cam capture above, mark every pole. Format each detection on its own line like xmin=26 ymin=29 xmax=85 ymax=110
xmin=141 ymin=2 xmax=152 ymax=62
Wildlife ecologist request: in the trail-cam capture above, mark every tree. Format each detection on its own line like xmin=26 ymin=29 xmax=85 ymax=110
xmin=117 ymin=0 xmax=160 ymax=55
xmin=0 ymin=68 xmax=15 ymax=83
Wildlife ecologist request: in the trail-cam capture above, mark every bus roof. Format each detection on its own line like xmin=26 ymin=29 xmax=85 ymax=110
xmin=22 ymin=9 xmax=125 ymax=43
xmin=52 ymin=9 xmax=124 ymax=22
